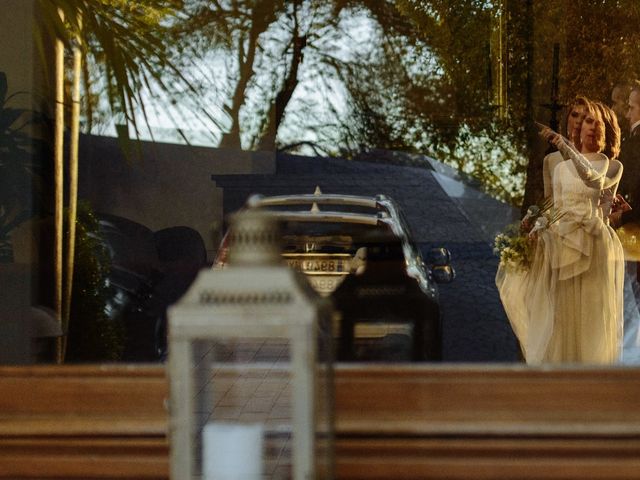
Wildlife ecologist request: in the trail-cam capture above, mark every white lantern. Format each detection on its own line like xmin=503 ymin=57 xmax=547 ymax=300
xmin=168 ymin=210 xmax=333 ymax=480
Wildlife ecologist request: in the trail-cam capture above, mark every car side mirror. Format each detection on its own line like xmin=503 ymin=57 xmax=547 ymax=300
xmin=432 ymin=265 xmax=455 ymax=284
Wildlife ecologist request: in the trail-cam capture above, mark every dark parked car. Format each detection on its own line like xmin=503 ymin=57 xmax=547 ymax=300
xmin=214 ymin=189 xmax=454 ymax=362
xmin=94 ymin=213 xmax=208 ymax=361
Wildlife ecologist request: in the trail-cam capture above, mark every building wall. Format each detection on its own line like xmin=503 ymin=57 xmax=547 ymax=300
xmin=1 ymin=0 xmax=37 ymax=109
xmin=77 ymin=135 xmax=275 ymax=260
xmin=0 ymin=0 xmax=38 ymax=363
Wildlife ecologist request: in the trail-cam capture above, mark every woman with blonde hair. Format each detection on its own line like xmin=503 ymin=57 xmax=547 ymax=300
xmin=595 ymin=101 xmax=623 ymax=219
xmin=497 ymin=99 xmax=624 ymax=364
xmin=542 ymin=95 xmax=589 ymax=200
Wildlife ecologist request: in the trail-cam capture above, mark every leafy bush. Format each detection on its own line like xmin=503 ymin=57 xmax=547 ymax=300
xmin=66 ymin=202 xmax=124 ymax=362
xmin=0 ymin=71 xmax=44 ymax=262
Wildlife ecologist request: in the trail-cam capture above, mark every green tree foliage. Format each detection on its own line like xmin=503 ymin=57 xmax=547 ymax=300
xmin=326 ymin=1 xmax=431 ymax=153
xmin=343 ymin=0 xmax=526 ymax=203
xmin=125 ymin=0 xmax=527 ymax=202
xmin=37 ymin=1 xmax=640 ymax=207
xmin=0 ymin=72 xmax=45 ymax=261
xmin=561 ymin=0 xmax=640 ymax=103
xmin=66 ymin=203 xmax=124 ymax=362
xmin=168 ymin=0 xmax=288 ymax=148
xmin=394 ymin=0 xmax=640 ymax=207
xmin=507 ymin=0 xmax=538 ymax=212
xmin=36 ymin=0 xmax=213 ymax=136
xmin=395 ymin=0 xmax=497 ymax=124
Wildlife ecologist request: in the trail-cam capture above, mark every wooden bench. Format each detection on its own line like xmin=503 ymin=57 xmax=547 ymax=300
xmin=2 ymin=364 xmax=640 ymax=479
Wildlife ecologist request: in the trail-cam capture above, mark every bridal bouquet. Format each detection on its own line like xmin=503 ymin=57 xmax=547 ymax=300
xmin=494 ymin=199 xmax=563 ymax=271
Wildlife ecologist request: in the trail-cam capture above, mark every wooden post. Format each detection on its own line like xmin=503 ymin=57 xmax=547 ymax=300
xmin=53 ymin=7 xmax=64 ymax=363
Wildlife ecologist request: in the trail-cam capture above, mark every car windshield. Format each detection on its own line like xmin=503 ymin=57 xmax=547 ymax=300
xmin=282 ymin=221 xmax=396 ymax=246
xmin=280 ymin=220 xmax=398 ymax=254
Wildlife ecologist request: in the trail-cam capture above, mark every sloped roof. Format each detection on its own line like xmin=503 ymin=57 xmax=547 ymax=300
xmin=423 ymin=156 xmax=520 ymax=242
xmin=214 ymin=152 xmax=486 ymax=245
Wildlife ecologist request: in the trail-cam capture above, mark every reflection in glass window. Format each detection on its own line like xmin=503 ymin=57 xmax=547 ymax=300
xmin=1 ymin=0 xmax=639 ymax=364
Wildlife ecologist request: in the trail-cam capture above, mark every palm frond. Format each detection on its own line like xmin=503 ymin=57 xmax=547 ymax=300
xmin=36 ymin=0 xmax=213 ymax=139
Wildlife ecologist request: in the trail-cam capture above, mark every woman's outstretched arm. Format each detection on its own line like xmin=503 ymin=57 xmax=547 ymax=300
xmin=539 ymin=126 xmax=607 ymax=189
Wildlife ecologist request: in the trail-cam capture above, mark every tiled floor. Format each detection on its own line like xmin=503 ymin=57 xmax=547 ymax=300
xmin=193 ymin=339 xmax=295 ymax=479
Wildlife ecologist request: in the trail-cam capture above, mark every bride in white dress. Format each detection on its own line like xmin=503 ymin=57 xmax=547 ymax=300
xmin=497 ymin=101 xmax=624 ymax=364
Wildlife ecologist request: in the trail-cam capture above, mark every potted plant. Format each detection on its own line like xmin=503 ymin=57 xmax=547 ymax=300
xmin=0 ymin=71 xmax=44 ymax=263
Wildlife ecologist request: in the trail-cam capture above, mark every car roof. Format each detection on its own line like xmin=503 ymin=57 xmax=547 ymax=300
xmin=243 ymin=188 xmax=409 ymax=233
xmin=246 ymin=192 xmax=382 ymax=210
xmin=257 ymin=209 xmax=383 ymax=226
xmin=244 ymin=186 xmax=400 ymax=214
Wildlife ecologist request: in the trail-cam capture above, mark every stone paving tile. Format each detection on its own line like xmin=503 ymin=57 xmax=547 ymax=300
xmin=209 ymin=405 xmax=243 ymax=421
xmin=244 ymin=396 xmax=277 ymax=414
xmin=254 ymin=380 xmax=285 ymax=397
xmin=268 ymin=406 xmax=292 ymax=421
xmin=193 ymin=340 xmax=296 ymax=479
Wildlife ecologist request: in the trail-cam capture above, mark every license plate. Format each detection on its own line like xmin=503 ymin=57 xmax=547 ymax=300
xmin=284 ymin=256 xmax=350 ymax=273
xmin=306 ymin=275 xmax=346 ymax=296
xmin=354 ymin=323 xmax=413 ymax=339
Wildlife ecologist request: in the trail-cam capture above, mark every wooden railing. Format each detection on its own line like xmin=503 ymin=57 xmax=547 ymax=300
xmin=2 ymin=364 xmax=640 ymax=479
xmin=334 ymin=365 xmax=640 ymax=479
xmin=0 ymin=366 xmax=168 ymax=480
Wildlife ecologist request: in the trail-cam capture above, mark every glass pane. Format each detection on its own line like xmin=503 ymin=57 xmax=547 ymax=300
xmin=2 ymin=0 xmax=640 ymax=365
xmin=188 ymin=334 xmax=332 ymax=480
xmin=193 ymin=338 xmax=292 ymax=479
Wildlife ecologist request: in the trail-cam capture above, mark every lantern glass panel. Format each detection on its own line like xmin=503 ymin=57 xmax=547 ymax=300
xmin=185 ymin=325 xmax=332 ymax=480
xmin=193 ymin=337 xmax=293 ymax=479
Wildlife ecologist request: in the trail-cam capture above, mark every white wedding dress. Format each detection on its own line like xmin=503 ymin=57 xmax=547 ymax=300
xmin=497 ymin=148 xmax=624 ymax=364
